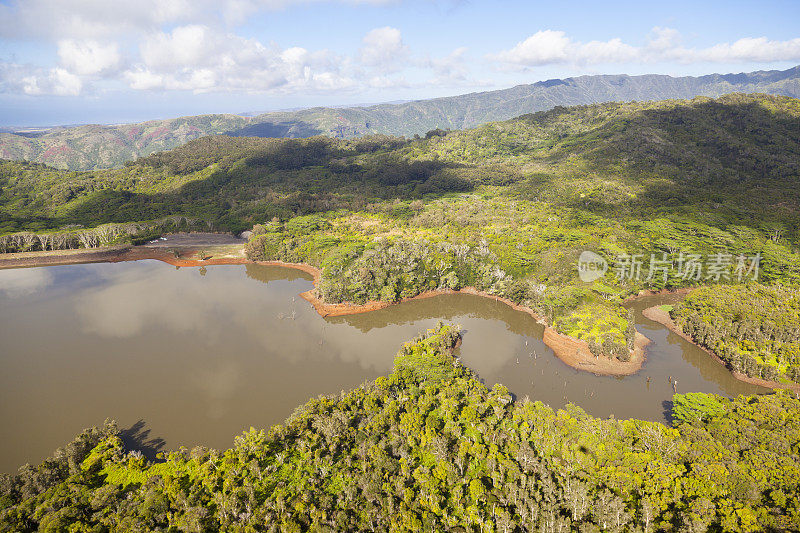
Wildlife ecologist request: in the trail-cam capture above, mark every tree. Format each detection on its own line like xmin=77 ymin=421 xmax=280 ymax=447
xmin=672 ymin=393 xmax=726 ymax=425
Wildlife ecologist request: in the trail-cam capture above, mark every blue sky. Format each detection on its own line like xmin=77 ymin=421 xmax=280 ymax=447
xmin=1 ymin=0 xmax=799 ymax=126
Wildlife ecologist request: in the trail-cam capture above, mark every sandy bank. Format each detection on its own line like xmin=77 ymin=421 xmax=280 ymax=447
xmin=0 ymin=245 xmax=135 ymax=269
xmin=642 ymin=305 xmax=799 ymax=392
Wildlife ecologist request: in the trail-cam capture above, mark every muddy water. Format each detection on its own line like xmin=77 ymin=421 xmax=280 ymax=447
xmin=0 ymin=261 xmax=766 ymax=472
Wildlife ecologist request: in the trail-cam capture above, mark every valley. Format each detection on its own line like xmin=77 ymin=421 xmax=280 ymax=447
xmin=1 ymin=92 xmax=799 ymax=532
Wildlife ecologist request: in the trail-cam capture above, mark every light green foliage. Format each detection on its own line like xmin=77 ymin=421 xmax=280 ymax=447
xmin=672 ymin=392 xmax=727 ymax=423
xmin=672 ymin=284 xmax=800 ymax=383
xmin=552 ymin=302 xmax=633 ymax=359
xmin=2 ymin=324 xmax=799 ymax=532
xmin=392 ymin=322 xmax=465 ymax=383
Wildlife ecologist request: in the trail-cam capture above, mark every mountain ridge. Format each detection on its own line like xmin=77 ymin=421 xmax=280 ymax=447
xmin=1 ymin=65 xmax=799 ymax=170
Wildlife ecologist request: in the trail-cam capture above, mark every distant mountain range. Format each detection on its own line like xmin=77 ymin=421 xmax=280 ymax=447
xmin=2 ymin=65 xmax=799 ymax=170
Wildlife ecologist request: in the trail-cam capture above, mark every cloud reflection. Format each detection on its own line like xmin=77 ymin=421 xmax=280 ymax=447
xmin=72 ymin=263 xmax=536 ymax=376
xmin=190 ymin=362 xmax=242 ymax=420
xmin=0 ymin=268 xmax=54 ymax=297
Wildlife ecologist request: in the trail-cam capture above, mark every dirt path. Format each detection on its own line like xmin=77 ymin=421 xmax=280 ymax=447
xmin=141 ymin=233 xmax=246 ymax=247
xmin=623 ymin=287 xmax=693 ymax=302
xmin=642 ymin=305 xmax=800 ymax=391
xmin=0 ymin=246 xmax=250 ymax=269
xmin=0 ymin=233 xmax=248 ymax=269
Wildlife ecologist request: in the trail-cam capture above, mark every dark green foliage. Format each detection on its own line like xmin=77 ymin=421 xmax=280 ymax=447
xmin=0 ymin=133 xmax=468 ymax=234
xmin=2 ymin=325 xmax=799 ymax=532
xmin=424 ymin=128 xmax=449 ymax=139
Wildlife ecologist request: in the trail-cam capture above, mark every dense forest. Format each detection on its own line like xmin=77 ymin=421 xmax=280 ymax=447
xmin=671 ymin=284 xmax=800 ymax=384
xmin=1 ymin=324 xmax=799 ymax=532
xmin=2 ymin=93 xmax=800 ymax=358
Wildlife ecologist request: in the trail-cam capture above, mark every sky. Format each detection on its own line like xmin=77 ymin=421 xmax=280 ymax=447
xmin=0 ymin=0 xmax=799 ymax=126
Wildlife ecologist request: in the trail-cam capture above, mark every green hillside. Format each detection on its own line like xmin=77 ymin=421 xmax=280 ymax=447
xmin=0 ymin=115 xmax=252 ymax=171
xmin=1 ymin=66 xmax=799 ymax=170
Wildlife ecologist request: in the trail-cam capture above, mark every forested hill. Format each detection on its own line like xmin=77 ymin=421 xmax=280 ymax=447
xmin=1 ymin=65 xmax=799 ymax=170
xmin=3 ymin=93 xmax=798 ymax=237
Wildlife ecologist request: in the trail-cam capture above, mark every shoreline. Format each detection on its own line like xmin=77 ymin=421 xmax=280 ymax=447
xmin=642 ymin=305 xmax=800 ymax=392
xmin=298 ymin=282 xmax=648 ymax=376
xmin=0 ymin=243 xmax=250 ymax=269
xmin=1 ymin=244 xmax=647 ymax=377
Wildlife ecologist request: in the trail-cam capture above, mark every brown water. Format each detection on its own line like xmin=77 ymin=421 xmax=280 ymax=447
xmin=0 ymin=261 xmax=766 ymax=473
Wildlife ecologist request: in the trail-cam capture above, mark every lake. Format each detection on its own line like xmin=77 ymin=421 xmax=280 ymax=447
xmin=0 ymin=261 xmax=766 ymax=472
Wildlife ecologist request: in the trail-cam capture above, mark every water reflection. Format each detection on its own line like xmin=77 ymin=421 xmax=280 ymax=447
xmin=0 ymin=261 xmax=768 ymax=473
xmin=0 ymin=267 xmax=53 ymax=297
xmin=332 ymin=289 xmax=766 ymax=423
xmin=330 ymin=296 xmax=545 ymax=376
xmin=190 ymin=361 xmax=243 ymax=420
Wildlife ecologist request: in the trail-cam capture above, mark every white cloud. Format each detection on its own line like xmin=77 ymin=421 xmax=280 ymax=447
xmin=493 ymin=28 xmax=800 ymax=69
xmin=0 ymin=0 xmax=199 ymax=39
xmin=3 ymin=12 xmax=800 ymax=100
xmin=647 ymin=27 xmax=682 ymax=52
xmin=0 ymin=41 xmax=117 ymax=96
xmin=360 ymin=26 xmax=408 ymax=71
xmin=218 ymin=0 xmax=399 ymax=24
xmin=280 ymin=47 xmax=355 ymax=90
xmin=0 ymin=1 xmax=407 ymax=97
xmin=426 ymin=46 xmax=469 ymax=84
xmin=123 ymin=67 xmax=165 ymax=90
xmin=21 ymin=68 xmax=83 ymax=96
xmin=493 ymin=30 xmax=638 ymax=67
xmin=494 ymin=30 xmax=571 ymax=66
xmin=124 ymin=24 xmax=353 ymax=93
xmin=577 ymin=38 xmax=638 ymax=64
xmin=0 ymin=0 xmax=398 ymax=39
xmin=57 ymin=39 xmax=122 ymax=76
xmin=140 ymin=25 xmax=223 ymax=70
xmin=691 ymin=37 xmax=800 ymax=63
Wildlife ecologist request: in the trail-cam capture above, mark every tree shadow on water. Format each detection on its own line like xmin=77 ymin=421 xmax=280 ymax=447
xmin=119 ymin=420 xmax=167 ymax=462
xmin=662 ymin=399 xmax=675 ymax=426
